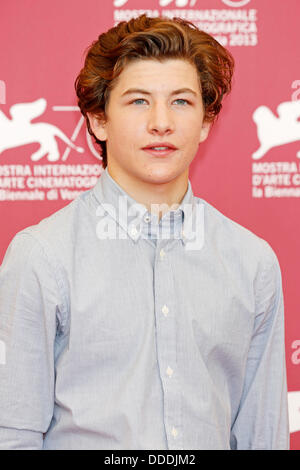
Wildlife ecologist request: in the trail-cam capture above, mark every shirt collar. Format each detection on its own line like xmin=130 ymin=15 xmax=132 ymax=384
xmin=92 ymin=167 xmax=201 ymax=246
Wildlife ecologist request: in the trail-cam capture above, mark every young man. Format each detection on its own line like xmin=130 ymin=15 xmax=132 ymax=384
xmin=0 ymin=15 xmax=289 ymax=449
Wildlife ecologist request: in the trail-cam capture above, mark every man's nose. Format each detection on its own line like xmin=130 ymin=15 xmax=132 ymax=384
xmin=147 ymin=102 xmax=175 ymax=134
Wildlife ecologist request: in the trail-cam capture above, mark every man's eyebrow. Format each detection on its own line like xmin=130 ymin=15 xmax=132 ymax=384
xmin=121 ymin=88 xmax=198 ymax=97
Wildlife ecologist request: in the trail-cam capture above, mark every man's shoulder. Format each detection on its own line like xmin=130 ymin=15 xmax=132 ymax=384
xmin=9 ymin=188 xmax=95 ymax=258
xmin=195 ymin=196 xmax=278 ymax=267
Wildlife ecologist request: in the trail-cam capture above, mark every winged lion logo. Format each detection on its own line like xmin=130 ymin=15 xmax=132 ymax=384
xmin=252 ymin=99 xmax=300 ymax=160
xmin=0 ymin=98 xmax=84 ymax=161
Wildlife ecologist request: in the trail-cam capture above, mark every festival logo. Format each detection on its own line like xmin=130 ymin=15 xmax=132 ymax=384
xmin=0 ymin=96 xmax=102 ymax=202
xmin=114 ymin=0 xmax=251 ymax=7
xmin=113 ymin=0 xmax=258 ymax=48
xmin=0 ymin=98 xmax=84 ymax=162
xmin=251 ymin=97 xmax=300 ymax=199
xmin=252 ymin=100 xmax=300 ymax=160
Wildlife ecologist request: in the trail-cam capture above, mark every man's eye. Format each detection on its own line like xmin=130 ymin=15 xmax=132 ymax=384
xmin=174 ymin=99 xmax=189 ymax=105
xmin=132 ymin=99 xmax=147 ymax=105
xmin=130 ymin=98 xmax=189 ymax=105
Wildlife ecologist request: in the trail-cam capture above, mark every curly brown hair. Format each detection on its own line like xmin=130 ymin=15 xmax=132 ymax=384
xmin=75 ymin=14 xmax=234 ymax=168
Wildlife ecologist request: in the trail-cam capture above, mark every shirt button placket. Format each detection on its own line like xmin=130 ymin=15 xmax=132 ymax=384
xmin=154 ymin=242 xmax=182 ymax=450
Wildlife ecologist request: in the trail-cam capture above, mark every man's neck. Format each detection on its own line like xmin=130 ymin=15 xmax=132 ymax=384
xmin=106 ymin=164 xmax=189 ymax=221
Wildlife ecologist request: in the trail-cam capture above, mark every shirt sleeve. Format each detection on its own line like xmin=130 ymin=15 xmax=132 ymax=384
xmin=0 ymin=232 xmax=66 ymax=449
xmin=230 ymin=241 xmax=290 ymax=450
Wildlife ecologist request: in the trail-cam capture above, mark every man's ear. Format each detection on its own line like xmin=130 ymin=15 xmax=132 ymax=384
xmin=199 ymin=120 xmax=212 ymax=143
xmin=87 ymin=112 xmax=108 ymax=141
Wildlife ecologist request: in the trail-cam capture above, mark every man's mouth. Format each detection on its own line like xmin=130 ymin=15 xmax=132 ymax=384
xmin=142 ymin=143 xmax=178 ymax=157
xmin=142 ymin=147 xmax=177 ymax=156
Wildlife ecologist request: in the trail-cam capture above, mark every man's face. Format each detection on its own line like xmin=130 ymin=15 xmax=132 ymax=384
xmin=89 ymin=58 xmax=211 ymax=186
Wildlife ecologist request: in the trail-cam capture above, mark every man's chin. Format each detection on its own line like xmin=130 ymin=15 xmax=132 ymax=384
xmin=138 ymin=170 xmax=181 ymax=185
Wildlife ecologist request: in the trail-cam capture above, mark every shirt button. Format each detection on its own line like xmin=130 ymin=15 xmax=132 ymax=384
xmin=166 ymin=366 xmax=173 ymax=377
xmin=160 ymin=248 xmax=166 ymax=259
xmin=144 ymin=214 xmax=151 ymax=223
xmin=130 ymin=226 xmax=138 ymax=236
xmin=171 ymin=427 xmax=178 ymax=438
xmin=162 ymin=305 xmax=169 ymax=316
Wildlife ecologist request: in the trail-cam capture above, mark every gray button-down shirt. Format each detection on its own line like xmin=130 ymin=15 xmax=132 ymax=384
xmin=0 ymin=167 xmax=289 ymax=449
